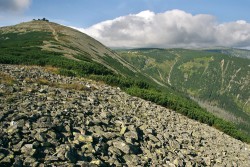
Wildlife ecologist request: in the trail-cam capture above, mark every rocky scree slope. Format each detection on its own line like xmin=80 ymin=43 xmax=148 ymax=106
xmin=0 ymin=64 xmax=249 ymax=166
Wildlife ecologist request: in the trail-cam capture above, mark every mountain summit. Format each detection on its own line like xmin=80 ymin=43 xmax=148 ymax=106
xmin=0 ymin=20 xmax=138 ymax=75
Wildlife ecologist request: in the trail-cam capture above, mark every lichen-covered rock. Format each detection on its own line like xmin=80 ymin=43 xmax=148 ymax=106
xmin=0 ymin=64 xmax=249 ymax=166
xmin=124 ymin=131 xmax=138 ymax=143
xmin=78 ymin=135 xmax=93 ymax=143
xmin=112 ymin=141 xmax=131 ymax=154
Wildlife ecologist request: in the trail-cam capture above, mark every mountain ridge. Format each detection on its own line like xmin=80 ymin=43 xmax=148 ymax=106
xmin=0 ymin=21 xmax=140 ymax=75
xmin=1 ymin=21 xmax=250 ymax=144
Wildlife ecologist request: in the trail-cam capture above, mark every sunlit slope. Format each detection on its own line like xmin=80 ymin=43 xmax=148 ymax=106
xmin=0 ymin=20 xmax=139 ymax=76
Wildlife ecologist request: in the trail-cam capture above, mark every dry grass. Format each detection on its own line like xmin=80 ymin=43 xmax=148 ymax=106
xmin=24 ymin=77 xmax=35 ymax=83
xmin=23 ymin=65 xmax=59 ymax=74
xmin=44 ymin=66 xmax=59 ymax=74
xmin=37 ymin=78 xmax=50 ymax=85
xmin=0 ymin=72 xmax=16 ymax=85
xmin=35 ymin=77 xmax=88 ymax=91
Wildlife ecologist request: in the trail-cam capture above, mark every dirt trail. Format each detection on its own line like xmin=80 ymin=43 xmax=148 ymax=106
xmin=46 ymin=23 xmax=59 ymax=41
xmin=43 ymin=23 xmax=82 ymax=62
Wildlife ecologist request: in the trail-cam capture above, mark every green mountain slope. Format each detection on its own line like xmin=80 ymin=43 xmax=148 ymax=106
xmin=0 ymin=20 xmax=140 ymax=76
xmin=117 ymin=48 xmax=250 ymax=134
xmin=1 ymin=21 xmax=250 ymax=142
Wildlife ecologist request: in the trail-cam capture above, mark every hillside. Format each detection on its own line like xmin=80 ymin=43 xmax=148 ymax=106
xmin=0 ymin=20 xmax=140 ymax=76
xmin=118 ymin=49 xmax=250 ymax=135
xmin=1 ymin=21 xmax=250 ymax=143
xmin=0 ymin=64 xmax=249 ymax=166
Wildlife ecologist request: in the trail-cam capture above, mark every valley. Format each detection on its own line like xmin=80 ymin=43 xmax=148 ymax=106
xmin=118 ymin=49 xmax=250 ymax=135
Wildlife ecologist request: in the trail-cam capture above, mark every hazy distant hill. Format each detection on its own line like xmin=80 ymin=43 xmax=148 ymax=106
xmin=204 ymin=48 xmax=250 ymax=59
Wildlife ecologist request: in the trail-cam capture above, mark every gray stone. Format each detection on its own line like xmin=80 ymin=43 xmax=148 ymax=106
xmin=0 ymin=64 xmax=249 ymax=167
xmin=35 ymin=132 xmax=46 ymax=142
xmin=112 ymin=141 xmax=130 ymax=154
xmin=21 ymin=144 xmax=37 ymax=156
xmin=77 ymin=134 xmax=93 ymax=143
xmin=7 ymin=124 xmax=19 ymax=135
xmin=12 ymin=141 xmax=24 ymax=152
xmin=124 ymin=131 xmax=138 ymax=143
xmin=81 ymin=143 xmax=95 ymax=153
xmin=1 ymin=154 xmax=14 ymax=164
xmin=45 ymin=155 xmax=59 ymax=162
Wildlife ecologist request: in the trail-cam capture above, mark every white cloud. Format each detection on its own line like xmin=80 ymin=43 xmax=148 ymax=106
xmin=74 ymin=10 xmax=250 ymax=49
xmin=0 ymin=0 xmax=32 ymax=27
xmin=0 ymin=0 xmax=31 ymax=13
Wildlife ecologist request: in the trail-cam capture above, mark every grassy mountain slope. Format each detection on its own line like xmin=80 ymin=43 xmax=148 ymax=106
xmin=1 ymin=21 xmax=250 ymax=142
xmin=0 ymin=20 xmax=140 ymax=76
xmin=117 ymin=49 xmax=250 ymax=135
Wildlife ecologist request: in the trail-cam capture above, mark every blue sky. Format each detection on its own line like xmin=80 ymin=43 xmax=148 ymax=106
xmin=1 ymin=0 xmax=249 ymax=27
xmin=1 ymin=0 xmax=250 ymax=48
xmin=30 ymin=0 xmax=250 ymax=27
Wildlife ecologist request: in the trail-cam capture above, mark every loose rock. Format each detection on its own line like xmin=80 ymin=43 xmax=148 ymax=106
xmin=0 ymin=64 xmax=249 ymax=166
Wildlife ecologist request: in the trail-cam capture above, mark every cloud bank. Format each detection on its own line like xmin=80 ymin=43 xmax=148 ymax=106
xmin=75 ymin=10 xmax=250 ymax=49
xmin=0 ymin=0 xmax=31 ymax=13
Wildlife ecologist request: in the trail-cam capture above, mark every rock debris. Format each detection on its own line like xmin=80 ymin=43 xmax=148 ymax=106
xmin=0 ymin=64 xmax=249 ymax=166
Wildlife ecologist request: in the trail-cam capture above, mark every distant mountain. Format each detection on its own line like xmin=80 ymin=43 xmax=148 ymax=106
xmin=1 ymin=21 xmax=250 ymax=142
xmin=203 ymin=48 xmax=250 ymax=59
xmin=117 ymin=49 xmax=250 ymax=134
